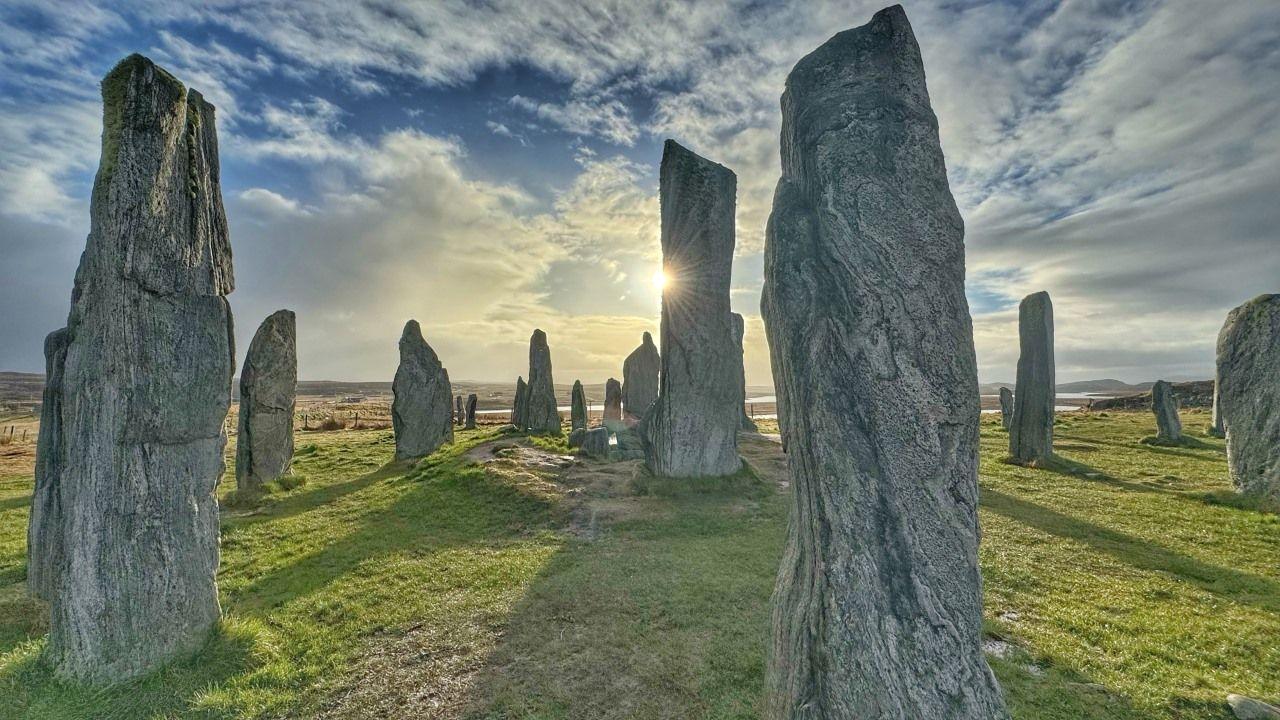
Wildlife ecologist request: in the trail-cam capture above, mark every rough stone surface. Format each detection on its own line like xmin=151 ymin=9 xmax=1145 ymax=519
xmin=27 ymin=328 xmax=69 ymax=601
xmin=30 ymin=55 xmax=236 ymax=683
xmin=1229 ymin=694 xmax=1280 ymax=720
xmin=567 ymin=428 xmax=588 ymax=448
xmin=236 ymin=310 xmax=297 ymax=491
xmin=571 ymin=380 xmax=588 ymax=431
xmin=1216 ymin=294 xmax=1280 ymax=501
xmin=1151 ymin=379 xmax=1182 ymax=441
xmin=603 ymin=377 xmax=623 ymax=427
xmin=1210 ymin=380 xmax=1225 ymax=437
xmin=465 ymin=393 xmax=478 ymax=429
xmin=759 ymin=9 xmax=1008 ymax=718
xmin=524 ymin=329 xmax=561 ymax=434
xmin=614 ymin=427 xmax=646 ymax=460
xmin=643 ymin=140 xmax=742 ymax=478
xmin=622 ymin=331 xmax=660 ymax=421
xmin=1010 ymin=291 xmax=1055 ymax=464
xmin=512 ymin=376 xmax=528 ymax=429
xmin=731 ymin=312 xmax=758 ymax=432
xmin=455 ymin=395 xmax=464 ymax=425
xmin=999 ymin=386 xmax=1014 ymax=431
xmin=392 ymin=320 xmax=453 ymax=459
xmin=581 ymin=427 xmax=610 ymax=458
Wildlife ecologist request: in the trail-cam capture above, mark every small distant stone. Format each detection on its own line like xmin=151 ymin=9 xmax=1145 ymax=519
xmin=1228 ymin=694 xmax=1280 ymax=720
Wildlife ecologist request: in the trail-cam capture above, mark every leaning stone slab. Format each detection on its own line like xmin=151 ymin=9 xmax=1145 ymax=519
xmin=236 ymin=310 xmax=297 ymax=492
xmin=392 ymin=320 xmax=454 ymax=459
xmin=1216 ymin=294 xmax=1280 ymax=502
xmin=512 ymin=376 xmax=528 ymax=429
xmin=465 ymin=393 xmax=478 ymax=429
xmin=1009 ymin=291 xmax=1055 ymax=464
xmin=622 ymin=331 xmax=660 ymax=421
xmin=524 ymin=329 xmax=561 ymax=434
xmin=999 ymin=386 xmax=1014 ymax=431
xmin=1151 ymin=379 xmax=1182 ymax=442
xmin=32 ymin=55 xmax=235 ymax=683
xmin=759 ymin=9 xmax=1008 ymax=718
xmin=571 ymin=380 xmax=588 ymax=431
xmin=643 ymin=140 xmax=742 ymax=478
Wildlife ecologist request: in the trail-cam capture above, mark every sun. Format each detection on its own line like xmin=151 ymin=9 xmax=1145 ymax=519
xmin=651 ymin=269 xmax=668 ymax=290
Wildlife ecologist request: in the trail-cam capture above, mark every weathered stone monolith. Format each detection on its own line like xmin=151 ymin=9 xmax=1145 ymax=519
xmin=512 ymin=376 xmax=528 ymax=429
xmin=571 ymin=380 xmax=588 ymax=431
xmin=27 ymin=328 xmax=69 ymax=601
xmin=581 ymin=427 xmax=610 ymax=458
xmin=643 ymin=140 xmax=741 ymax=477
xmin=465 ymin=393 xmax=478 ymax=429
xmin=392 ymin=320 xmax=454 ymax=459
xmin=731 ymin=312 xmax=758 ymax=432
xmin=760 ymin=9 xmax=1009 ymax=718
xmin=622 ymin=331 xmax=660 ymax=422
xmin=1009 ymin=291 xmax=1055 ymax=464
xmin=524 ymin=329 xmax=561 ymax=434
xmin=1216 ymin=294 xmax=1280 ymax=501
xmin=455 ymin=395 xmax=464 ymax=425
xmin=1209 ymin=380 xmax=1225 ymax=438
xmin=236 ymin=310 xmax=297 ymax=491
xmin=999 ymin=386 xmax=1014 ymax=431
xmin=1151 ymin=379 xmax=1182 ymax=442
xmin=30 ymin=55 xmax=236 ymax=683
xmin=603 ymin=377 xmax=623 ymax=427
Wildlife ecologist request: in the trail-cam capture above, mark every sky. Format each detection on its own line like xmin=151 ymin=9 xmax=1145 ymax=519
xmin=1 ymin=0 xmax=1277 ymax=386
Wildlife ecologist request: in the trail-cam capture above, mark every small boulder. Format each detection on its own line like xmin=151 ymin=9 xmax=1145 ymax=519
xmin=1228 ymin=695 xmax=1280 ymax=720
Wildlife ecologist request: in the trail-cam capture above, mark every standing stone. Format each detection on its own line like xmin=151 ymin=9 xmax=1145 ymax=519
xmin=1151 ymin=379 xmax=1182 ymax=442
xmin=581 ymin=427 xmax=610 ymax=458
xmin=999 ymin=387 xmax=1014 ymax=431
xmin=731 ymin=312 xmax=758 ymax=432
xmin=27 ymin=328 xmax=69 ymax=601
xmin=465 ymin=393 xmax=478 ymax=430
xmin=622 ymin=331 xmax=660 ymax=422
xmin=643 ymin=140 xmax=741 ymax=478
xmin=512 ymin=376 xmax=528 ymax=429
xmin=1209 ymin=378 xmax=1226 ymax=438
xmin=760 ymin=9 xmax=1009 ymax=718
xmin=524 ymin=329 xmax=561 ymax=434
xmin=455 ymin=395 xmax=464 ymax=426
xmin=392 ymin=320 xmax=454 ymax=459
xmin=571 ymin=380 xmax=588 ymax=431
xmin=236 ymin=310 xmax=297 ymax=491
xmin=603 ymin=378 xmax=623 ymax=427
xmin=1216 ymin=294 xmax=1280 ymax=501
xmin=30 ymin=55 xmax=236 ymax=683
xmin=1009 ymin=291 xmax=1055 ymax=464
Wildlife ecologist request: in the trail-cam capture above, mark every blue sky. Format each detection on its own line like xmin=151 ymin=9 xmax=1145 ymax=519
xmin=2 ymin=0 xmax=1278 ymax=385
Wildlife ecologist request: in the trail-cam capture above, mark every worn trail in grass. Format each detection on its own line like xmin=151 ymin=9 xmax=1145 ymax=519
xmin=0 ymin=410 xmax=1276 ymax=719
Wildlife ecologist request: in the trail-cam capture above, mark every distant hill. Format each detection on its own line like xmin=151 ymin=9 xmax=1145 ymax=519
xmin=981 ymin=378 xmax=1155 ymax=395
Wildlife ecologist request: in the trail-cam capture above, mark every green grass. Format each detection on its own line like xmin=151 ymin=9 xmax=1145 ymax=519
xmin=0 ymin=411 xmax=1276 ymax=718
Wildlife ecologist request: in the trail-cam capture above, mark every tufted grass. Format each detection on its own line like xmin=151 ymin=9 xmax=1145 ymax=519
xmin=0 ymin=410 xmax=1274 ymax=718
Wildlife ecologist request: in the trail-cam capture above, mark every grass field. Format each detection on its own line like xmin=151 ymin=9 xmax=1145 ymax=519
xmin=0 ymin=409 xmax=1275 ymax=718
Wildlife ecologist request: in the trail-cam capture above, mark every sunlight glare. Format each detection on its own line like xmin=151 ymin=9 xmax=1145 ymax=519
xmin=652 ymin=269 xmax=667 ymax=290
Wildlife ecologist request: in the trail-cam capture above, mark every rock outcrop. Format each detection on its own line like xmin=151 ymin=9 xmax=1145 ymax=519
xmin=759 ymin=10 xmax=1008 ymax=718
xmin=30 ymin=55 xmax=236 ymax=683
xmin=1151 ymin=379 xmax=1182 ymax=442
xmin=236 ymin=310 xmax=297 ymax=491
xmin=392 ymin=320 xmax=453 ymax=459
xmin=1216 ymin=294 xmax=1280 ymax=501
xmin=999 ymin=386 xmax=1014 ymax=431
xmin=524 ymin=329 xmax=561 ymax=434
xmin=1009 ymin=291 xmax=1055 ymax=464
xmin=465 ymin=393 xmax=477 ymax=429
xmin=731 ymin=312 xmax=758 ymax=432
xmin=622 ymin=331 xmax=660 ymax=421
xmin=643 ymin=140 xmax=741 ymax=478
xmin=571 ymin=380 xmax=588 ymax=431
xmin=603 ymin=378 xmax=623 ymax=426
xmin=512 ymin=376 xmax=528 ymax=429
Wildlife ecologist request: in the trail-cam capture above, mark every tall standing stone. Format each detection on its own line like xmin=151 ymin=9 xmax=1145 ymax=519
xmin=1209 ymin=378 xmax=1225 ymax=438
xmin=236 ymin=310 xmax=297 ymax=491
xmin=999 ymin=386 xmax=1014 ymax=431
xmin=1009 ymin=291 xmax=1055 ymax=464
xmin=731 ymin=312 xmax=758 ymax=432
xmin=512 ymin=376 xmax=528 ymax=429
xmin=524 ymin=329 xmax=561 ymax=434
xmin=603 ymin=377 xmax=623 ymax=426
xmin=392 ymin=320 xmax=453 ymax=459
xmin=27 ymin=328 xmax=69 ymax=601
xmin=621 ymin=331 xmax=660 ymax=422
xmin=1151 ymin=380 xmax=1182 ymax=442
xmin=760 ymin=9 xmax=1009 ymax=718
xmin=455 ymin=395 xmax=464 ymax=426
xmin=571 ymin=380 xmax=588 ymax=431
xmin=465 ymin=393 xmax=478 ymax=430
xmin=1216 ymin=294 xmax=1280 ymax=501
xmin=643 ymin=140 xmax=741 ymax=478
xmin=29 ymin=55 xmax=236 ymax=683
